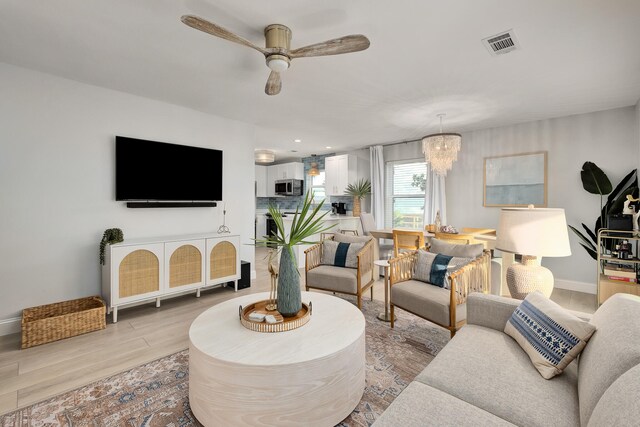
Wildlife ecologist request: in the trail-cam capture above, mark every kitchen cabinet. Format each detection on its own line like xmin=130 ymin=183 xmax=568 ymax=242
xmin=255 ymin=165 xmax=268 ymax=197
xmin=325 ymin=154 xmax=358 ymax=196
xmin=266 ymin=162 xmax=304 ymax=196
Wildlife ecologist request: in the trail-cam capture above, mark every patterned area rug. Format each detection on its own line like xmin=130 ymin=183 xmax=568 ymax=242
xmin=1 ymin=297 xmax=449 ymax=426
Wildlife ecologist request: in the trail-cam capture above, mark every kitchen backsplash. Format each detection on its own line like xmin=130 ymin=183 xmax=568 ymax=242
xmin=256 ymin=195 xmax=353 ymax=211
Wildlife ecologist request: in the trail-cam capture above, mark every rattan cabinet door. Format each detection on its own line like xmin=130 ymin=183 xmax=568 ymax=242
xmin=205 ymin=236 xmax=241 ymax=285
xmin=164 ymin=239 xmax=205 ymax=293
xmin=111 ymin=244 xmax=164 ymax=304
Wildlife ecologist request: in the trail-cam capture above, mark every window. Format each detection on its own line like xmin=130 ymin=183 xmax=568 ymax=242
xmin=309 ymin=171 xmax=326 ymax=204
xmin=385 ymin=160 xmax=427 ymax=229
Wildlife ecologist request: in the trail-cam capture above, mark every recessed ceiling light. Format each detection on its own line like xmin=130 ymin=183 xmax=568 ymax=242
xmin=294 ymin=139 xmax=302 ymax=143
xmin=326 ymin=146 xmax=332 ymax=149
xmin=291 ymin=150 xmax=298 ymax=153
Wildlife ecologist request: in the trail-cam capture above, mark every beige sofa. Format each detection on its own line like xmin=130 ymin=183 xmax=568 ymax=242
xmin=373 ymin=292 xmax=640 ymax=426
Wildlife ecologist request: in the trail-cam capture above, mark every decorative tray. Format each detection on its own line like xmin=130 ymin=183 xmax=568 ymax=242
xmin=239 ymin=300 xmax=312 ymax=333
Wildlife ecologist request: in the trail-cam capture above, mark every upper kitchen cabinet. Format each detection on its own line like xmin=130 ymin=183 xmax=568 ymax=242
xmin=266 ymin=162 xmax=304 ymax=197
xmin=255 ymin=165 xmax=268 ymax=197
xmin=324 ymin=154 xmax=369 ymax=196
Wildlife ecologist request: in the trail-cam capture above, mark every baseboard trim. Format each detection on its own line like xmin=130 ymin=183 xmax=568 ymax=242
xmin=0 ymin=317 xmax=21 ymax=336
xmin=555 ymin=279 xmax=597 ymax=295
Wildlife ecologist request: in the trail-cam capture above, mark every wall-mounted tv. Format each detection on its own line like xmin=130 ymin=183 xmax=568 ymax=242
xmin=115 ymin=136 xmax=223 ymax=202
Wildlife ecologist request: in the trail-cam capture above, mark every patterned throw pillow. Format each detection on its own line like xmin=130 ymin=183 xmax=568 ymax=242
xmin=321 ymin=240 xmax=365 ymax=269
xmin=504 ymin=292 xmax=596 ymax=379
xmin=413 ymin=249 xmax=470 ymax=288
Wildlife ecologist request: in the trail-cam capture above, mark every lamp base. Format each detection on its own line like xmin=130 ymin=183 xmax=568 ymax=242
xmin=506 ymin=255 xmax=554 ymax=300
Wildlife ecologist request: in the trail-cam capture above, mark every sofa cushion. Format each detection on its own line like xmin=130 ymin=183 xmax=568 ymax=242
xmin=504 ymin=292 xmax=596 ymax=379
xmin=391 ymin=279 xmax=465 ymax=327
xmin=413 ymin=249 xmax=470 ymax=288
xmin=333 ymin=233 xmax=372 ymax=244
xmin=372 ymin=381 xmax=515 ymax=427
xmin=429 ymin=238 xmax=484 ymax=258
xmin=306 ymin=265 xmax=358 ymax=294
xmin=587 ymin=363 xmax=640 ymax=427
xmin=321 ymin=240 xmax=364 ymax=268
xmin=578 ymin=293 xmax=640 ymax=425
xmin=416 ymin=325 xmax=580 ymax=427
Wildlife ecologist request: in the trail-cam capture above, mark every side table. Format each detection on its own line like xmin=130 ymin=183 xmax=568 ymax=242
xmin=374 ymin=259 xmax=396 ymax=322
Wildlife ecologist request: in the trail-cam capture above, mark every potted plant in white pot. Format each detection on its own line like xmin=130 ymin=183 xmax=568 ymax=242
xmin=344 ymin=178 xmax=371 ymax=217
xmin=256 ymin=191 xmax=334 ymax=317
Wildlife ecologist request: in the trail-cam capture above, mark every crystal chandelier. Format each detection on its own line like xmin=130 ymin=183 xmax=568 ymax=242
xmin=422 ymin=114 xmax=462 ymax=177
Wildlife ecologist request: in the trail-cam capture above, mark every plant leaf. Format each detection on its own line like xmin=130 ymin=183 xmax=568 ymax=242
xmin=579 ymin=243 xmax=598 ymax=260
xmin=568 ymin=225 xmax=596 ymax=250
xmin=605 ymin=169 xmax=637 ymax=206
xmin=580 ymin=162 xmax=612 ymax=195
xmin=581 ymin=223 xmax=597 ymax=245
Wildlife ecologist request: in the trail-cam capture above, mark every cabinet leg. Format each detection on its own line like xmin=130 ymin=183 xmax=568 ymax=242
xmin=113 ymin=307 xmax=118 ymax=323
xmin=156 ymin=298 xmax=161 ymax=308
xmin=235 ymin=280 xmax=238 ymax=292
xmin=196 ymin=288 xmax=201 ymax=298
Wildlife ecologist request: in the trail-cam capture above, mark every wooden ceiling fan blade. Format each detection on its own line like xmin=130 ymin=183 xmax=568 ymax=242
xmin=265 ymin=71 xmax=282 ymax=96
xmin=289 ymin=34 xmax=370 ymax=58
xmin=181 ymin=15 xmax=267 ymax=55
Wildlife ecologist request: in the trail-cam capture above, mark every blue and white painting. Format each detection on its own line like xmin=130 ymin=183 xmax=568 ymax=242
xmin=484 ymin=152 xmax=547 ymax=207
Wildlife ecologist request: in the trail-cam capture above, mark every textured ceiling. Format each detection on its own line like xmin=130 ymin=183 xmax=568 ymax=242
xmin=1 ymin=0 xmax=639 ymax=161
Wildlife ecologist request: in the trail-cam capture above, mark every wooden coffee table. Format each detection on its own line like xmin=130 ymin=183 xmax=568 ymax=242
xmin=189 ymin=291 xmax=366 ymax=426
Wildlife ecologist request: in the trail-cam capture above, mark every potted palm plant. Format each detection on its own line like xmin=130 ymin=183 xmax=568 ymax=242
xmin=256 ymin=191 xmax=334 ymax=317
xmin=344 ymin=178 xmax=371 ymax=217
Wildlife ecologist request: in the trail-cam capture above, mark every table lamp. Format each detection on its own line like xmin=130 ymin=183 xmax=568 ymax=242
xmin=496 ymin=205 xmax=571 ymax=299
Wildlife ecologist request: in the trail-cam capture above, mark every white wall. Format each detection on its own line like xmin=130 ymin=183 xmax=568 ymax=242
xmin=0 ymin=63 xmax=256 ymax=326
xmin=446 ymin=107 xmax=637 ymax=288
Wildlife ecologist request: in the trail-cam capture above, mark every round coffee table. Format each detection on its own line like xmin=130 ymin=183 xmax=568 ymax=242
xmin=189 ymin=291 xmax=366 ymax=426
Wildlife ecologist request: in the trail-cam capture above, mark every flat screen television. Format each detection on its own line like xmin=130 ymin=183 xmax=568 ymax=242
xmin=115 ymin=136 xmax=223 ymax=201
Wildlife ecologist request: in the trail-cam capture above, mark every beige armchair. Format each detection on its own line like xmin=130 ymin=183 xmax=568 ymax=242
xmin=389 ymin=249 xmax=491 ymax=337
xmin=304 ymin=234 xmax=375 ymax=309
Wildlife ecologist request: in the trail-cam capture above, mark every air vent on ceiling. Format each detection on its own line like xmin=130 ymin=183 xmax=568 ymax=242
xmin=482 ymin=29 xmax=520 ymax=56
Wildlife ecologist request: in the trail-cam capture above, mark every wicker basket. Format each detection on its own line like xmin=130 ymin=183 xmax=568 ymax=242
xmin=21 ymin=296 xmax=106 ymax=349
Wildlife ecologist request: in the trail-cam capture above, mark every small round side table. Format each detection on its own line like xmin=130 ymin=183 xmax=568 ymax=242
xmin=374 ymin=259 xmax=396 ymax=322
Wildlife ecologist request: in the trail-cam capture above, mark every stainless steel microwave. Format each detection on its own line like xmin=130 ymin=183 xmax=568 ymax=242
xmin=275 ymin=179 xmax=303 ymax=196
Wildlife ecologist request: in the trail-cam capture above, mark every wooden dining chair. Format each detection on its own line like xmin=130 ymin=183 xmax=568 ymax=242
xmin=461 ymin=227 xmax=496 ymax=237
xmin=392 ymin=229 xmax=425 ymax=257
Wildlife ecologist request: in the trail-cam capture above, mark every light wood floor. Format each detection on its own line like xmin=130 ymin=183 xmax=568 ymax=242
xmin=0 ymin=247 xmax=597 ymax=415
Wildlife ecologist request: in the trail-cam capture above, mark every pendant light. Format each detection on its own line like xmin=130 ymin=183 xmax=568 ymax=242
xmin=421 ymin=114 xmax=462 ymax=176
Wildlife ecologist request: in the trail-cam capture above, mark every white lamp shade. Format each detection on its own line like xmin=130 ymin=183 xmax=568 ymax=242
xmin=496 ymin=207 xmax=571 ymax=257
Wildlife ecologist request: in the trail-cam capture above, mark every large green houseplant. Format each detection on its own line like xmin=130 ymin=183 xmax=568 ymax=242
xmin=569 ymin=162 xmax=638 ymax=260
xmin=344 ymin=178 xmax=371 ymax=217
xmin=256 ymin=191 xmax=334 ymax=317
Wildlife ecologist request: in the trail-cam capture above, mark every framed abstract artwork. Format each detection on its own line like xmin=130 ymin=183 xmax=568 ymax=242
xmin=483 ymin=151 xmax=547 ymax=207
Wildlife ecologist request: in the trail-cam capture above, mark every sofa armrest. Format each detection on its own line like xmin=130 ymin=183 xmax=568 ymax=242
xmin=467 ymin=293 xmax=521 ymax=331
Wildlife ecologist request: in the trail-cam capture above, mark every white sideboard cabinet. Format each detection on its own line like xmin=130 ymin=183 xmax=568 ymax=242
xmin=102 ymin=233 xmax=241 ymax=322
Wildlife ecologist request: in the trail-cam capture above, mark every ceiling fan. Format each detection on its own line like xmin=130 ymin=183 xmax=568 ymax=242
xmin=180 ymin=15 xmax=370 ymax=96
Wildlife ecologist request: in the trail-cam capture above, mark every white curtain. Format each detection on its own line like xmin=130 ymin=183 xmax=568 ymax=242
xmin=369 ymin=146 xmax=385 ymax=228
xmin=423 ymin=165 xmax=447 ymax=226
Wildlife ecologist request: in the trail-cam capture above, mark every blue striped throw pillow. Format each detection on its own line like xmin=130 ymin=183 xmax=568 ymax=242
xmin=504 ymin=292 xmax=596 ymax=379
xmin=413 ymin=249 xmax=470 ymax=288
xmin=321 ymin=240 xmax=364 ymax=269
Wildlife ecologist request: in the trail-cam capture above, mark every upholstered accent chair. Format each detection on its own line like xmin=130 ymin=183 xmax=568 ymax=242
xmin=392 ymin=229 xmax=425 ymax=256
xmin=389 ymin=248 xmax=491 ymax=337
xmin=304 ymin=233 xmax=375 ymax=309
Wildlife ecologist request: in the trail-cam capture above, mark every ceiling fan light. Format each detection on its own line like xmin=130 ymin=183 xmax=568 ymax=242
xmin=266 ymin=55 xmax=290 ymax=72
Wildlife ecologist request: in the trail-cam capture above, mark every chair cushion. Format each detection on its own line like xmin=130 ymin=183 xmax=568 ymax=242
xmin=333 ymin=233 xmax=372 ymax=244
xmin=587 ymin=363 xmax=640 ymax=426
xmin=578 ymin=293 xmax=640 ymax=425
xmin=429 ymin=238 xmax=484 ymax=258
xmin=306 ymin=265 xmax=358 ymax=294
xmin=416 ymin=325 xmax=581 ymax=427
xmin=413 ymin=249 xmax=470 ymax=288
xmin=391 ymin=279 xmax=465 ymax=327
xmin=321 ymin=240 xmax=364 ymax=268
xmin=504 ymin=292 xmax=596 ymax=379
xmin=372 ymin=381 xmax=515 ymax=427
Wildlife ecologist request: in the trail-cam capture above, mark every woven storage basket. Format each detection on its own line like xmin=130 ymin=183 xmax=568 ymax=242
xmin=21 ymin=296 xmax=106 ymax=349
